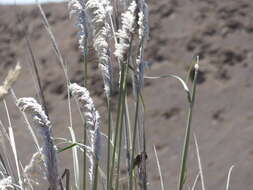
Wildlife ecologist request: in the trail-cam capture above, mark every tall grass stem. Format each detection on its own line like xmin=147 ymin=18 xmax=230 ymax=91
xmin=177 ymin=61 xmax=199 ymax=190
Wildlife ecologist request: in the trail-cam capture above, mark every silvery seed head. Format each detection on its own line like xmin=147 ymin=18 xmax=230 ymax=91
xmin=17 ymin=98 xmax=59 ymax=190
xmin=0 ymin=176 xmax=13 ymax=190
xmin=114 ymin=1 xmax=137 ymax=62
xmin=68 ymin=83 xmax=102 ymax=186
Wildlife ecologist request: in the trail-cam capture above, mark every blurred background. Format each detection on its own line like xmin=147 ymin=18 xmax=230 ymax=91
xmin=1 ymin=0 xmax=253 ymax=189
xmin=0 ymin=0 xmax=65 ymax=5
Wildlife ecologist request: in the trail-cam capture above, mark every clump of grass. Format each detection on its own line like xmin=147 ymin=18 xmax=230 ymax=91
xmin=0 ymin=0 xmax=237 ymax=190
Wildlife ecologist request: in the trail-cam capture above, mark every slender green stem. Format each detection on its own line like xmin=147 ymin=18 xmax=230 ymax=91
xmin=140 ymin=102 xmax=147 ymax=190
xmin=83 ymin=125 xmax=87 ymax=190
xmin=83 ymin=40 xmax=88 ymax=190
xmin=124 ymin=97 xmax=132 ymax=173
xmin=109 ymin=64 xmax=126 ymax=190
xmin=107 ymin=97 xmax=112 ymax=190
xmin=115 ymin=64 xmax=129 ymax=190
xmin=115 ymin=98 xmax=125 ymax=190
xmin=92 ymin=159 xmax=99 ymax=190
xmin=177 ymin=65 xmax=198 ymax=190
xmin=129 ymin=93 xmax=140 ymax=190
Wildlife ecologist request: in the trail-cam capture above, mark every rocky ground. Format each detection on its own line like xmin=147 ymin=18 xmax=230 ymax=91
xmin=1 ymin=0 xmax=253 ymax=189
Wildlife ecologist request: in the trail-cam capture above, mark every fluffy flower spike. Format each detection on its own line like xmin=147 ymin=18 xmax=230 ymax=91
xmin=0 ymin=176 xmax=13 ymax=190
xmin=68 ymin=0 xmax=93 ymax=50
xmin=17 ymin=98 xmax=59 ymax=190
xmin=114 ymin=1 xmax=137 ymax=62
xmin=69 ymin=83 xmax=101 ymax=184
xmin=85 ymin=0 xmax=113 ymax=98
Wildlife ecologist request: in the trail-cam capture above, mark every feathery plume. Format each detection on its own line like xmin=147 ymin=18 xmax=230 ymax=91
xmin=134 ymin=57 xmax=146 ymax=95
xmin=16 ymin=98 xmax=59 ymax=190
xmin=86 ymin=0 xmax=113 ymax=98
xmin=93 ymin=23 xmax=112 ymax=98
xmin=114 ymin=1 xmax=137 ymax=62
xmin=23 ymin=151 xmax=45 ymax=188
xmin=0 ymin=63 xmax=21 ymax=101
xmin=0 ymin=176 xmax=13 ymax=190
xmin=68 ymin=0 xmax=92 ymax=51
xmin=69 ymin=83 xmax=100 ymax=132
xmin=86 ymin=0 xmax=112 ymax=24
xmin=69 ymin=83 xmax=101 ymax=184
xmin=137 ymin=0 xmax=149 ymax=42
xmin=133 ymin=0 xmax=149 ymax=95
xmin=69 ymin=0 xmax=113 ymax=97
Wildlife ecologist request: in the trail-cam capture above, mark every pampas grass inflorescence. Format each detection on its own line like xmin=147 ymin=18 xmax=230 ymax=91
xmin=0 ymin=63 xmax=21 ymax=101
xmin=68 ymin=0 xmax=92 ymax=51
xmin=23 ymin=151 xmax=45 ymax=188
xmin=69 ymin=83 xmax=101 ymax=188
xmin=0 ymin=176 xmax=14 ymax=190
xmin=85 ymin=0 xmax=113 ymax=98
xmin=16 ymin=98 xmax=59 ymax=190
xmin=114 ymin=1 xmax=137 ymax=62
xmin=69 ymin=0 xmax=113 ymax=98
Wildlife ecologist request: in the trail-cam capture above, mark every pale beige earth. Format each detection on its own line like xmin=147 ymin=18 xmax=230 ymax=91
xmin=1 ymin=0 xmax=253 ymax=189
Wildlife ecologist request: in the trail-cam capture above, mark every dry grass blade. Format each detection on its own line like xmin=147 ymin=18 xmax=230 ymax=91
xmin=153 ymin=145 xmax=165 ymax=190
xmin=36 ymin=1 xmax=65 ymax=70
xmin=0 ymin=63 xmax=21 ymax=101
xmin=193 ymin=134 xmax=206 ymax=190
xmin=9 ymin=126 xmax=23 ymax=189
xmin=14 ymin=7 xmax=49 ymax=117
xmin=10 ymin=89 xmax=40 ymax=151
xmin=226 ymin=165 xmax=235 ymax=190
xmin=144 ymin=74 xmax=190 ymax=101
xmin=3 ymin=100 xmax=24 ymax=189
xmin=191 ymin=172 xmax=200 ymax=190
xmin=68 ymin=127 xmax=80 ymax=190
xmin=61 ymin=169 xmax=70 ymax=190
xmin=25 ymin=37 xmax=49 ymax=117
xmin=0 ymin=120 xmax=15 ymax=178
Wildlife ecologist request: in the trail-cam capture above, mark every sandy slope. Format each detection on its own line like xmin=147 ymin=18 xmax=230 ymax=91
xmin=1 ymin=0 xmax=253 ymax=189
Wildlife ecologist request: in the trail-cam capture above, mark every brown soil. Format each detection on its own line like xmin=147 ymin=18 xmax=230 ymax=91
xmin=1 ymin=0 xmax=253 ymax=189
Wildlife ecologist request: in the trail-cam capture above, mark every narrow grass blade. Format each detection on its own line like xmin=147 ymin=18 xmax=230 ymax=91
xmin=191 ymin=172 xmax=200 ymax=190
xmin=0 ymin=120 xmax=15 ymax=179
xmin=106 ymin=98 xmax=112 ymax=190
xmin=109 ymin=63 xmax=126 ymax=190
xmin=9 ymin=127 xmax=23 ymax=189
xmin=61 ymin=169 xmax=70 ymax=190
xmin=144 ymin=74 xmax=190 ymax=102
xmin=153 ymin=145 xmax=165 ymax=190
xmin=58 ymin=143 xmax=78 ymax=153
xmin=68 ymin=127 xmax=80 ymax=190
xmin=129 ymin=94 xmax=140 ymax=190
xmin=226 ymin=165 xmax=235 ymax=190
xmin=25 ymin=37 xmax=49 ymax=117
xmin=36 ymin=1 xmax=65 ymax=69
xmin=193 ymin=134 xmax=206 ymax=190
xmin=178 ymin=61 xmax=199 ymax=190
xmin=4 ymin=100 xmax=23 ymax=189
xmin=11 ymin=88 xmax=40 ymax=151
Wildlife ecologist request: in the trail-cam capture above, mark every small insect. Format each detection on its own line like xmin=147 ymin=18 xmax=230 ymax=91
xmin=132 ymin=152 xmax=148 ymax=170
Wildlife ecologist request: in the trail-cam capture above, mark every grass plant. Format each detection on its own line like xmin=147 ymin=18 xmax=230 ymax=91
xmin=0 ymin=0 xmax=236 ymax=190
